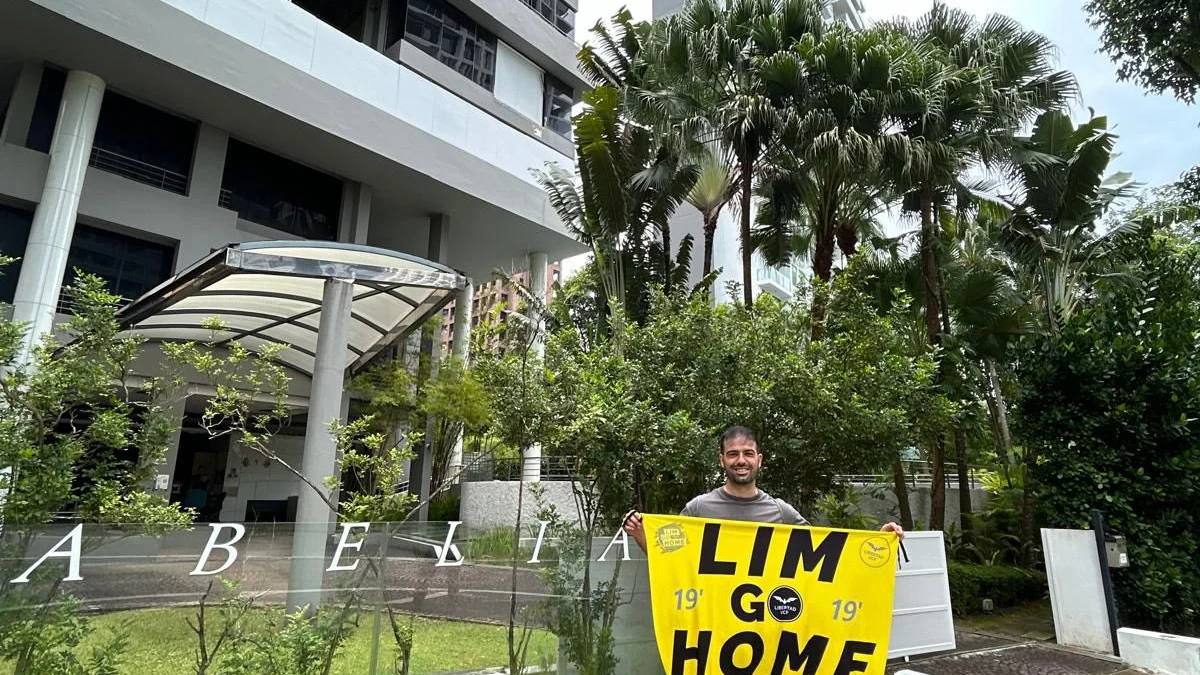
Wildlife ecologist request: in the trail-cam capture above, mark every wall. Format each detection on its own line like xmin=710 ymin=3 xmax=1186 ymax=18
xmin=846 ymin=486 xmax=990 ymax=530
xmin=1041 ymin=528 xmax=1114 ymax=654
xmin=459 ymin=480 xmax=581 ymax=532
xmin=219 ymin=433 xmax=306 ymax=522
xmin=1118 ymin=628 xmax=1200 ymax=675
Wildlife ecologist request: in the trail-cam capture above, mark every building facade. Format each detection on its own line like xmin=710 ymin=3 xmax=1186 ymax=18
xmin=650 ymin=0 xmax=866 ymax=304
xmin=438 ymin=260 xmax=560 ymax=354
xmin=0 ymin=0 xmax=586 ymax=523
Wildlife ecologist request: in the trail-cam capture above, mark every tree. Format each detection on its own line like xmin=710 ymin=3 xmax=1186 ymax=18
xmin=685 ymin=142 xmax=736 ymax=289
xmin=1085 ymin=0 xmax=1200 ymax=104
xmin=654 ymin=0 xmax=826 ymax=307
xmin=881 ymin=2 xmax=1077 ymax=529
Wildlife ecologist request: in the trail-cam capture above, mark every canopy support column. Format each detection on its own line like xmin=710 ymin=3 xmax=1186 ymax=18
xmin=287 ymin=277 xmax=354 ymax=615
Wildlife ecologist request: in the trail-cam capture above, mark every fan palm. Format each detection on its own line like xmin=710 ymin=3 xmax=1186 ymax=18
xmin=685 ymin=142 xmax=736 ymax=286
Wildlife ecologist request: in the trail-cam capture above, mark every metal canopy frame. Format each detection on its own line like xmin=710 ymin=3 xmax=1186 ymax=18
xmin=114 ymin=241 xmax=467 ymax=378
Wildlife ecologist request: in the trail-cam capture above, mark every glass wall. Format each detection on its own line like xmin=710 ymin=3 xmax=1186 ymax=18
xmin=219 ymin=138 xmax=343 ymax=240
xmin=403 ymin=0 xmax=498 ymax=91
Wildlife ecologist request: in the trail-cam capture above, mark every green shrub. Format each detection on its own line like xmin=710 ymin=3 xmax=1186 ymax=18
xmin=948 ymin=562 xmax=1047 ymax=616
xmin=428 ymin=494 xmax=461 ymax=522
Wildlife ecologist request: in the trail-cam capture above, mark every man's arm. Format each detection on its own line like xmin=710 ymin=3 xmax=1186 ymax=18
xmin=623 ymin=510 xmax=647 ymax=553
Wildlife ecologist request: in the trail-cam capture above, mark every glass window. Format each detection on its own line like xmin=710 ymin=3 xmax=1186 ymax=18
xmin=522 ymin=0 xmax=574 ymax=35
xmin=220 ymin=139 xmax=343 ymax=240
xmin=62 ymin=224 xmax=176 ymax=306
xmin=543 ymin=74 xmax=573 ymax=139
xmin=26 ymin=66 xmax=66 ymax=153
xmin=91 ymin=91 xmax=197 ymax=195
xmin=0 ymin=202 xmax=33 ymax=304
xmin=404 ymin=0 xmax=497 ymax=91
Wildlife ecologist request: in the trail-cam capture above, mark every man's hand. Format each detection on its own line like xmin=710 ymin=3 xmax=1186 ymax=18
xmin=623 ymin=510 xmax=647 ymax=552
xmin=880 ymin=521 xmax=905 ymax=540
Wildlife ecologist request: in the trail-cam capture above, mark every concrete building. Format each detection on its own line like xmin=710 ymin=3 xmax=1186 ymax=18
xmin=651 ymin=0 xmax=867 ymax=304
xmin=0 ymin=0 xmax=588 ymax=542
xmin=438 ymin=260 xmax=560 ymax=354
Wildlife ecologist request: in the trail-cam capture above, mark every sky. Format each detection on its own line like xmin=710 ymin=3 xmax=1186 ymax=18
xmin=572 ymin=0 xmax=1200 ymax=191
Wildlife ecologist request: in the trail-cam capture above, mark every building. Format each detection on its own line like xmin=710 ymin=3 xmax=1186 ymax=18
xmin=651 ymin=0 xmax=866 ymax=304
xmin=0 ymin=0 xmax=588 ymax=537
xmin=438 ymin=260 xmax=560 ymax=354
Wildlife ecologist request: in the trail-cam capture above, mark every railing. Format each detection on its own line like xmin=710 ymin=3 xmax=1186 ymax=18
xmin=89 ymin=146 xmax=188 ymax=195
xmin=460 ymin=453 xmax=580 ymax=482
xmin=834 ymin=462 xmax=991 ymax=489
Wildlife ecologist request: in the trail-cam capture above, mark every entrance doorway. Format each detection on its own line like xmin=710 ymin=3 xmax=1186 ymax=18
xmin=170 ymin=432 xmax=230 ymax=522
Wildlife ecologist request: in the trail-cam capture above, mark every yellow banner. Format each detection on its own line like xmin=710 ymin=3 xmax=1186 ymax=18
xmin=643 ymin=514 xmax=898 ymax=675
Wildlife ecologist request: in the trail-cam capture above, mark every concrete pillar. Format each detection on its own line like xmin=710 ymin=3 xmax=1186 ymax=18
xmin=447 ymin=280 xmax=473 ymax=484
xmin=522 ymin=251 xmax=548 ymax=482
xmin=287 ymin=277 xmax=354 ymax=615
xmin=147 ymin=394 xmax=189 ymax=496
xmin=10 ymin=70 xmax=105 ymax=366
xmin=407 ymin=214 xmax=450 ymax=519
xmin=188 ymin=123 xmax=228 ymax=204
xmin=0 ymin=61 xmax=44 ymax=146
xmin=338 ymin=182 xmax=372 ymax=245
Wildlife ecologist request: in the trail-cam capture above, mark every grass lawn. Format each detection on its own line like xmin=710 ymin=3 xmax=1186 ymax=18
xmin=1 ymin=607 xmax=557 ymax=675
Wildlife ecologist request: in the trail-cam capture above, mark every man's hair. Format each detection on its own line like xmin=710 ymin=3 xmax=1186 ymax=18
xmin=719 ymin=425 xmax=757 ymax=452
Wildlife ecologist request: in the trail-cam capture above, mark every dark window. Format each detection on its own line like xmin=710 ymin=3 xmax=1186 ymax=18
xmin=0 ymin=203 xmax=34 ymax=304
xmin=220 ymin=139 xmax=343 ymax=240
xmin=0 ymin=202 xmax=174 ymax=307
xmin=543 ymin=74 xmax=573 ymax=138
xmin=62 ymin=225 xmax=175 ymax=306
xmin=404 ymin=0 xmax=496 ymax=91
xmin=91 ymin=91 xmax=198 ymax=195
xmin=27 ymin=66 xmax=66 ymax=153
xmin=294 ymin=0 xmax=369 ymax=41
xmin=521 ymin=0 xmax=574 ymax=35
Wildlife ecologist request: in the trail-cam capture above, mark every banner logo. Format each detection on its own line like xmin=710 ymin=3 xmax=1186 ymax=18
xmin=643 ymin=514 xmax=898 ymax=675
xmin=767 ymin=585 xmax=803 ymax=622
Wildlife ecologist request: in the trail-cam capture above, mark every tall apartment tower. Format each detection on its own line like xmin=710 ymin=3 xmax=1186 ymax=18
xmin=650 ymin=0 xmax=866 ymax=304
xmin=0 ymin=0 xmax=587 ymax=522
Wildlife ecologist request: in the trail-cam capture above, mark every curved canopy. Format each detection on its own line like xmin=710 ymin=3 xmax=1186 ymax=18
xmin=116 ymin=241 xmax=467 ymax=377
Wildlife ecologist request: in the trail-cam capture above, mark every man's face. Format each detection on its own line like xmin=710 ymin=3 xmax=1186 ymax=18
xmin=720 ymin=438 xmax=762 ymax=485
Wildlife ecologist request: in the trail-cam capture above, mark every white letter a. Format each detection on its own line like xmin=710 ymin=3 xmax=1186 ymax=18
xmin=11 ymin=524 xmax=84 ymax=583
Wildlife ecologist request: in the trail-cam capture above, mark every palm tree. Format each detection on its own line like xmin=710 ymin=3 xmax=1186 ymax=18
xmin=880 ymin=3 xmax=1078 ymax=529
xmin=653 ymin=0 xmax=825 ymax=307
xmin=685 ymin=142 xmax=736 ymax=288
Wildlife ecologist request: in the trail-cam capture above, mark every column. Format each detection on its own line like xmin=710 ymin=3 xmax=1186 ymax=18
xmin=146 ymin=394 xmax=189 ymax=497
xmin=522 ymin=251 xmax=548 ymax=482
xmin=338 ymin=182 xmax=372 ymax=245
xmin=407 ymin=214 xmax=450 ymax=519
xmin=287 ymin=277 xmax=354 ymax=615
xmin=10 ymin=70 xmax=105 ymax=367
xmin=447 ymin=280 xmax=473 ymax=484
xmin=0 ymin=61 xmax=44 ymax=146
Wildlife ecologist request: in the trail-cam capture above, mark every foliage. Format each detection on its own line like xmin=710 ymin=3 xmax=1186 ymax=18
xmin=813 ymin=486 xmax=882 ymax=531
xmin=947 ymin=562 xmax=1047 ymax=616
xmin=1084 ymin=0 xmax=1200 ymax=104
xmin=0 ymin=271 xmax=192 ymax=675
xmin=1016 ymin=226 xmax=1200 ymax=634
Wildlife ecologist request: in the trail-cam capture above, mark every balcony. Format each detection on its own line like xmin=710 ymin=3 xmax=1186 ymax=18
xmin=518 ymin=0 xmax=574 ymax=36
xmin=89 ymin=146 xmax=189 ymax=196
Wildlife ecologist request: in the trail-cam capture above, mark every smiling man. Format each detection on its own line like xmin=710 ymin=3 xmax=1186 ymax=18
xmin=623 ymin=425 xmax=905 ymax=551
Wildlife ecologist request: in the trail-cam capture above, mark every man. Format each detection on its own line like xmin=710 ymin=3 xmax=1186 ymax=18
xmin=623 ymin=425 xmax=904 ymax=551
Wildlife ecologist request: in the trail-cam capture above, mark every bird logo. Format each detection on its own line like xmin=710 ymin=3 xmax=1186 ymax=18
xmin=767 ymin=586 xmax=803 ymax=622
xmin=859 ymin=536 xmax=892 ymax=567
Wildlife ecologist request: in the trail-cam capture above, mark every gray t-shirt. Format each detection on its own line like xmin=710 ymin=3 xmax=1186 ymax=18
xmin=680 ymin=487 xmax=809 ymax=525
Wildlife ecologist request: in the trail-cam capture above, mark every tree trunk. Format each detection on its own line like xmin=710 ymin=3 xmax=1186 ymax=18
xmin=810 ymin=219 xmax=837 ymax=341
xmin=954 ymin=424 xmax=973 ymax=537
xmin=662 ymin=219 xmax=672 ymax=296
xmin=986 ymin=358 xmax=1014 ymax=467
xmin=703 ymin=212 xmax=717 ymax=293
xmin=739 ymin=151 xmax=754 ymax=308
xmin=919 ymin=192 xmax=946 ymax=530
xmin=892 ymin=461 xmax=914 ymax=531
xmin=1021 ymin=450 xmax=1037 ymax=566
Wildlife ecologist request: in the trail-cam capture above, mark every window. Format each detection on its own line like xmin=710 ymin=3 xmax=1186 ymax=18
xmin=521 ymin=0 xmax=574 ymax=35
xmin=62 ymin=225 xmax=175 ymax=306
xmin=294 ymin=0 xmax=369 ymax=41
xmin=25 ymin=66 xmax=197 ymax=195
xmin=91 ymin=91 xmax=197 ymax=195
xmin=404 ymin=0 xmax=497 ymax=91
xmin=543 ymin=74 xmax=573 ymax=138
xmin=0 ymin=202 xmax=174 ymax=307
xmin=219 ymin=139 xmax=343 ymax=240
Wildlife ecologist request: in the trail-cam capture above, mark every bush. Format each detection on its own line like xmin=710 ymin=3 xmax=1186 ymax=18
xmin=948 ymin=562 xmax=1047 ymax=616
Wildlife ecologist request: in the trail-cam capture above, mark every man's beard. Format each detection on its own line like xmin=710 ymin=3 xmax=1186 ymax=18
xmin=725 ymin=465 xmax=757 ymax=484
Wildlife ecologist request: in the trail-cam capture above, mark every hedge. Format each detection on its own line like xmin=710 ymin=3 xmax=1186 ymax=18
xmin=948 ymin=562 xmax=1047 ymax=616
